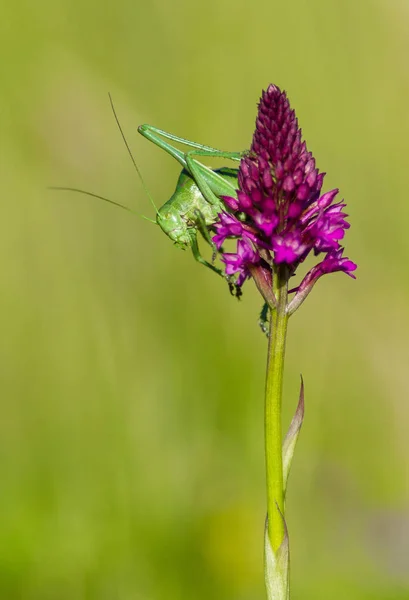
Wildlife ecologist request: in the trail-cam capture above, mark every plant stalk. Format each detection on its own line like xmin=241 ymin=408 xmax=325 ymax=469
xmin=265 ymin=266 xmax=289 ymax=552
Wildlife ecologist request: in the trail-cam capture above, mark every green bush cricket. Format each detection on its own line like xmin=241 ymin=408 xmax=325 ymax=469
xmin=53 ymin=96 xmax=245 ymax=280
xmin=137 ymin=123 xmax=244 ymax=277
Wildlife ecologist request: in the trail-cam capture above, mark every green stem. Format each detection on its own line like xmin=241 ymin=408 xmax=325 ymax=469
xmin=265 ymin=266 xmax=289 ymax=552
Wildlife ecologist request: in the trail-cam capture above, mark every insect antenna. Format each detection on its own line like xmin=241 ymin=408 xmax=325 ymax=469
xmin=49 ymin=187 xmax=156 ymax=224
xmin=108 ymin=93 xmax=158 ymax=215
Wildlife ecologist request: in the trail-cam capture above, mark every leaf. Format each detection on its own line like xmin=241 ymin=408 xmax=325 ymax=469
xmin=282 ymin=377 xmax=305 ymax=495
xmin=264 ymin=515 xmax=290 ymax=600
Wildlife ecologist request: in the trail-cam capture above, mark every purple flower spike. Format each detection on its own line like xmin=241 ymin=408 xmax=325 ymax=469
xmin=213 ymin=84 xmax=356 ymax=291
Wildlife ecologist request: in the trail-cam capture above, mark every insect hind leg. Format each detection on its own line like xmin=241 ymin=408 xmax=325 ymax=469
xmin=185 ymin=149 xmax=242 ymax=211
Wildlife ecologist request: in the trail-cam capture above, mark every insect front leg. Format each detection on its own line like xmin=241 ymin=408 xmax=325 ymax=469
xmin=189 ymin=229 xmax=224 ymax=278
xmin=193 ymin=208 xmax=218 ymax=259
xmin=192 ymin=211 xmax=245 ymax=298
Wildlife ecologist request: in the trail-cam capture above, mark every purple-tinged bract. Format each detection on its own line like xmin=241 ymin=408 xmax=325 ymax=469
xmin=213 ymin=84 xmax=357 ymax=287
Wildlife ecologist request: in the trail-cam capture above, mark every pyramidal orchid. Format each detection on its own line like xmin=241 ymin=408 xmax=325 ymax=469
xmin=212 ymin=84 xmax=356 ymax=599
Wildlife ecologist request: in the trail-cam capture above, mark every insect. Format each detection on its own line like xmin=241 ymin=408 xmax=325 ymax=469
xmin=137 ymin=124 xmax=243 ymax=277
xmin=52 ymin=96 xmax=245 ymax=279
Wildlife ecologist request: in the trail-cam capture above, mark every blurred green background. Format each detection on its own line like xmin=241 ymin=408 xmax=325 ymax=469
xmin=1 ymin=0 xmax=408 ymax=598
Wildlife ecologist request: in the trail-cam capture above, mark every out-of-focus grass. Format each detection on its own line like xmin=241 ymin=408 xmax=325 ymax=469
xmin=1 ymin=0 xmax=409 ymax=598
